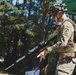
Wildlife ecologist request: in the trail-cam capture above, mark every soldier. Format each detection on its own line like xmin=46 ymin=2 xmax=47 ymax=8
xmin=37 ymin=2 xmax=76 ymax=75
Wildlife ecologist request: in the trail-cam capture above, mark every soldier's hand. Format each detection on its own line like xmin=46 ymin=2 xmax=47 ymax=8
xmin=37 ymin=50 xmax=49 ymax=62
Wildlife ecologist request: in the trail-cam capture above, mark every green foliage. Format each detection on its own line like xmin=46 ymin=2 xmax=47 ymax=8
xmin=0 ymin=0 xmax=57 ymax=75
xmin=0 ymin=12 xmax=3 ymax=16
xmin=26 ymin=29 xmax=35 ymax=37
xmin=6 ymin=1 xmax=26 ymax=13
xmin=0 ymin=5 xmax=3 ymax=9
xmin=47 ymin=30 xmax=57 ymax=40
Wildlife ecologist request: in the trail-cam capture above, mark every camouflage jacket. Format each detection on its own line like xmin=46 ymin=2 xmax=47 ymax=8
xmin=47 ymin=19 xmax=76 ymax=56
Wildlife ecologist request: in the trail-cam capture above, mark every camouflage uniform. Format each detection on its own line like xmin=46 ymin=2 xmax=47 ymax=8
xmin=46 ymin=52 xmax=58 ymax=75
xmin=47 ymin=19 xmax=76 ymax=75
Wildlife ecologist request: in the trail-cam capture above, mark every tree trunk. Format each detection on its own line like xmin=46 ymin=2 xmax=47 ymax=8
xmin=2 ymin=0 xmax=6 ymax=15
xmin=39 ymin=0 xmax=49 ymax=42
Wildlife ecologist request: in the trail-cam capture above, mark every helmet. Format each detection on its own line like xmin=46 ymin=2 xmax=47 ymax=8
xmin=49 ymin=3 xmax=68 ymax=16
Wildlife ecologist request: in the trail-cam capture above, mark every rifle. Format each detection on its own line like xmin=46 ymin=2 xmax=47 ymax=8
xmin=5 ymin=31 xmax=57 ymax=71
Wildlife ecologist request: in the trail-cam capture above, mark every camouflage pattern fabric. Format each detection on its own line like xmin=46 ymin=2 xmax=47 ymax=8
xmin=46 ymin=52 xmax=59 ymax=75
xmin=47 ymin=19 xmax=76 ymax=75
xmin=47 ymin=20 xmax=75 ymax=53
xmin=55 ymin=57 xmax=75 ymax=75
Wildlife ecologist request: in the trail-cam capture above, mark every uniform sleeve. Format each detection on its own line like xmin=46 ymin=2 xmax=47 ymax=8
xmin=47 ymin=22 xmax=74 ymax=52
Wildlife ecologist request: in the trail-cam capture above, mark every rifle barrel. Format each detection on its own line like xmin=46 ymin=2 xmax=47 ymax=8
xmin=5 ymin=31 xmax=57 ymax=70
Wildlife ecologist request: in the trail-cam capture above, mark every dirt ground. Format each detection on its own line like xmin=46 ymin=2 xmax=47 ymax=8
xmin=0 ymin=73 xmax=11 ymax=75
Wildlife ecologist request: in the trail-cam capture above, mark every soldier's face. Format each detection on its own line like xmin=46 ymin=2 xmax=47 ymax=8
xmin=53 ymin=14 xmax=58 ymax=22
xmin=53 ymin=12 xmax=63 ymax=22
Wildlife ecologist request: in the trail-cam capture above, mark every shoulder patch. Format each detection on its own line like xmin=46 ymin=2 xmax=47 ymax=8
xmin=64 ymin=28 xmax=69 ymax=34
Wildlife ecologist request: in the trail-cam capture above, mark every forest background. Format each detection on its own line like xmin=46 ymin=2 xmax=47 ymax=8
xmin=0 ymin=0 xmax=76 ymax=75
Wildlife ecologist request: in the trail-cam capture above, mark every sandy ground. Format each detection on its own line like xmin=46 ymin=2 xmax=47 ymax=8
xmin=0 ymin=73 xmax=11 ymax=75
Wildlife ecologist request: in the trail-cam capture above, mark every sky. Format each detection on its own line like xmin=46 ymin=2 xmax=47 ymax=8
xmin=12 ymin=0 xmax=24 ymax=5
xmin=56 ymin=0 xmax=63 ymax=3
xmin=12 ymin=0 xmax=63 ymax=5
